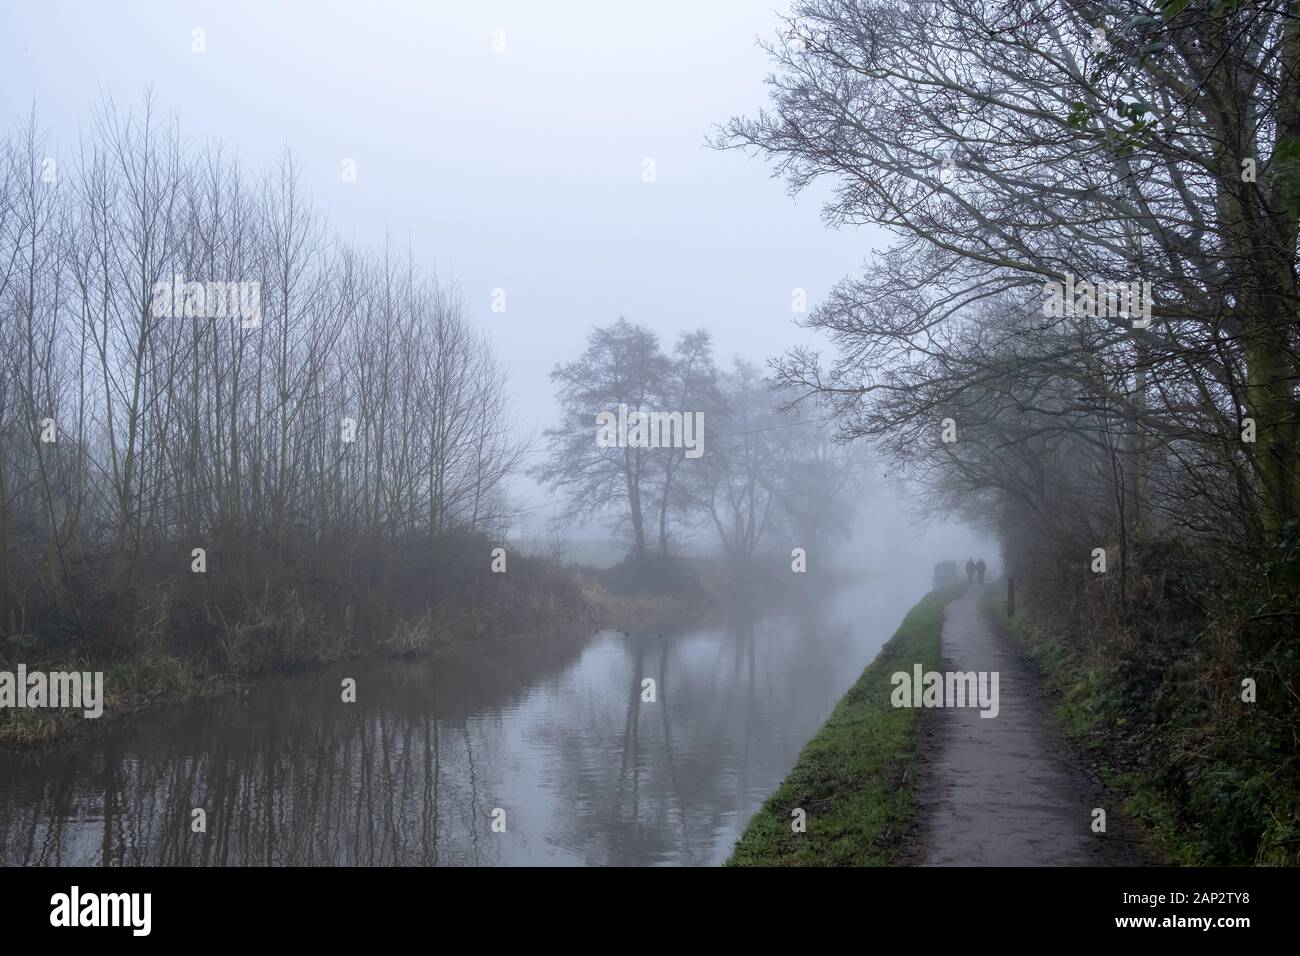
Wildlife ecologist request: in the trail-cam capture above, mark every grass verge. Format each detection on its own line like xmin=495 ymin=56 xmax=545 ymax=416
xmin=981 ymin=584 xmax=1197 ymax=864
xmin=726 ymin=586 xmax=958 ymax=866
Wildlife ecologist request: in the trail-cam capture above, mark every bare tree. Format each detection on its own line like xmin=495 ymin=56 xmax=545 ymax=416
xmin=718 ymin=0 xmax=1300 ymax=548
xmin=534 ymin=318 xmax=670 ymax=558
xmin=0 ymin=95 xmax=526 ymax=657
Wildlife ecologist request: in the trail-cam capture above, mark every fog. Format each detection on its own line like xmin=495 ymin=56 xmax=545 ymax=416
xmin=2 ymin=0 xmax=996 ymax=561
xmin=2 ymin=1 xmax=898 ymax=540
xmin=0 ymin=0 xmax=1292 ymax=901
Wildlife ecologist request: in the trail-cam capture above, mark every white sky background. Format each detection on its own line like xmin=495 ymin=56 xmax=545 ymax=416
xmin=3 ymin=1 xmax=995 ymax=562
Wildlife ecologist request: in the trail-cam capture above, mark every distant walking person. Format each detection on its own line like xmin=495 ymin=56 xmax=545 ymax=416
xmin=976 ymin=558 xmax=986 ymax=585
xmin=965 ymin=558 xmax=976 ymax=585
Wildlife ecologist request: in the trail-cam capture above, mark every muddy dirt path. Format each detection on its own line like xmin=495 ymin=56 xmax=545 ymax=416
xmin=909 ymin=586 xmax=1148 ymax=866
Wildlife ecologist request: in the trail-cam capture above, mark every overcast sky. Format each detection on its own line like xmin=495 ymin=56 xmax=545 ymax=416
xmin=0 ymin=1 xmax=993 ymax=556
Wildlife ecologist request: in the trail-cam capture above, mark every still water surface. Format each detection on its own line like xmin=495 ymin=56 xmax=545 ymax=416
xmin=0 ymin=577 xmax=922 ymax=865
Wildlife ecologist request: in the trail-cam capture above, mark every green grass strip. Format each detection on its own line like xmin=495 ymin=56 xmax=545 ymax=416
xmin=726 ymin=586 xmax=960 ymax=866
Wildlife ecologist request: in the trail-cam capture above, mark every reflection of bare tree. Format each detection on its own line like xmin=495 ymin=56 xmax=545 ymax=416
xmin=534 ymin=594 xmax=860 ymax=865
xmin=715 ymin=609 xmax=760 ymax=808
xmin=422 ymin=714 xmax=439 ymax=866
xmin=462 ymin=723 xmax=481 ymax=865
xmin=0 ymin=632 xmax=592 ymax=865
xmin=658 ymin=638 xmax=691 ymax=855
xmin=613 ymin=638 xmax=645 ymax=832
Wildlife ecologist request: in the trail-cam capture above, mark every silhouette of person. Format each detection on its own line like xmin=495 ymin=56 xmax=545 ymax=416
xmin=965 ymin=558 xmax=975 ymax=585
xmin=976 ymin=558 xmax=986 ymax=585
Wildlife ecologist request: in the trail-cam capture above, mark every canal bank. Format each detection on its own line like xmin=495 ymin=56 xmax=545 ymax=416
xmin=726 ymin=586 xmax=958 ymax=866
xmin=0 ymin=563 xmax=697 ymax=750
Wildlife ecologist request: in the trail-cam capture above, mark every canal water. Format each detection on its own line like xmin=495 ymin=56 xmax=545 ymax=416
xmin=0 ymin=576 xmax=925 ymax=865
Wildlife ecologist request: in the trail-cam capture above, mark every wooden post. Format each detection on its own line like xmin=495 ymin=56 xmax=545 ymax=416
xmin=1007 ymin=575 xmax=1016 ymax=619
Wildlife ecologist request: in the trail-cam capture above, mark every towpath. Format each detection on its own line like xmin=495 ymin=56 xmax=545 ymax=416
xmin=909 ymin=585 xmax=1147 ymax=865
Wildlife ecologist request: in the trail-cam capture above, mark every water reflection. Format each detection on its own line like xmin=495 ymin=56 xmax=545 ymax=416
xmin=0 ymin=581 xmax=920 ymax=865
